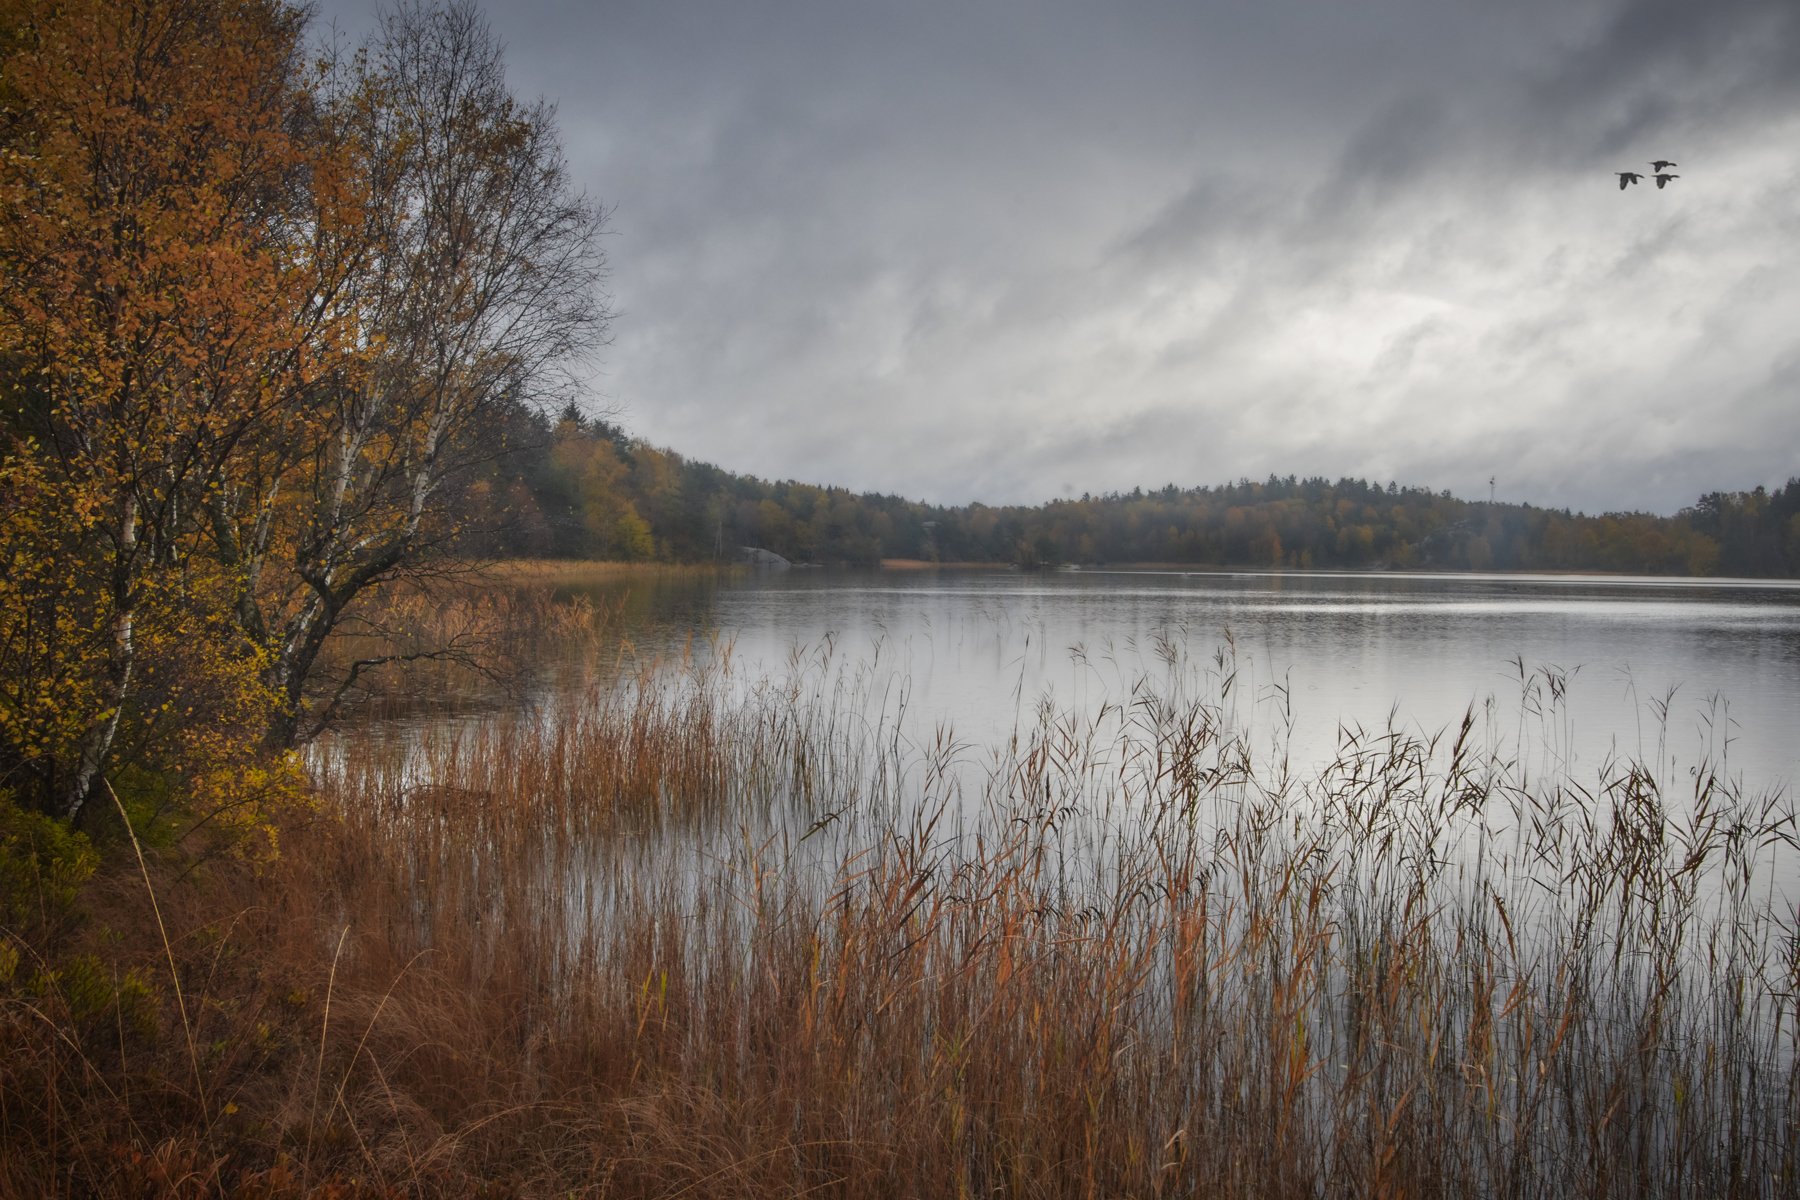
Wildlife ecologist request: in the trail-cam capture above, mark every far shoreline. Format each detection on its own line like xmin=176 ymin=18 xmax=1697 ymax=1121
xmin=470 ymin=558 xmax=1800 ymax=587
xmin=874 ymin=560 xmax=1800 ymax=585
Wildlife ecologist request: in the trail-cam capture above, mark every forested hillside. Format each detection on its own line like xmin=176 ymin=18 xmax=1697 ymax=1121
xmin=452 ymin=402 xmax=1800 ymax=577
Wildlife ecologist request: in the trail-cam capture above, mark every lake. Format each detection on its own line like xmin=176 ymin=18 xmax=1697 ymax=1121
xmin=593 ymin=567 xmax=1800 ymax=802
xmin=306 ymin=564 xmax=1800 ymax=1190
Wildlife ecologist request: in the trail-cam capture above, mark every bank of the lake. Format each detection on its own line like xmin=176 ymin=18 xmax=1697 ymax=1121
xmin=7 ymin=566 xmax=1797 ymax=1198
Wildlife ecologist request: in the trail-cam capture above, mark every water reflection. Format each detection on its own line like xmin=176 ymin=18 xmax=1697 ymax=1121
xmin=570 ymin=569 xmax=1799 ymax=797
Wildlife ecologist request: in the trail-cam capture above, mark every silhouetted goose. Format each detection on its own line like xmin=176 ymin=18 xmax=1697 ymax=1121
xmin=1654 ymin=173 xmax=1679 ymax=189
xmin=1616 ymin=171 xmax=1643 ymax=189
xmin=1649 ymin=160 xmax=1678 ymax=172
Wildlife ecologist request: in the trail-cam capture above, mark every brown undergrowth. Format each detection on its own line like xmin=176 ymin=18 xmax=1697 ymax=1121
xmin=3 ymin=588 xmax=1798 ymax=1197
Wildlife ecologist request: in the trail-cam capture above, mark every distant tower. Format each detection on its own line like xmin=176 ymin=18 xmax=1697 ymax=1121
xmin=1489 ymin=476 xmax=1496 ymax=505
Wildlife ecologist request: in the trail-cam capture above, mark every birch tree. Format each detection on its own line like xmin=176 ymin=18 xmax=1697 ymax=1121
xmin=0 ymin=0 xmax=326 ymax=821
xmin=1 ymin=0 xmax=608 ymax=820
xmin=213 ymin=0 xmax=609 ymax=745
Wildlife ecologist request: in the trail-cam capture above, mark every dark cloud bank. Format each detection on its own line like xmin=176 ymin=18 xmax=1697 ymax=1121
xmin=321 ymin=0 xmax=1800 ymax=513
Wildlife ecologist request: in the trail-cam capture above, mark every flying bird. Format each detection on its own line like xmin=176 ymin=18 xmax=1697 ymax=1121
xmin=1616 ymin=172 xmax=1643 ymax=189
xmin=1650 ymin=160 xmax=1678 ymax=171
xmin=1654 ymin=173 xmax=1679 ymax=188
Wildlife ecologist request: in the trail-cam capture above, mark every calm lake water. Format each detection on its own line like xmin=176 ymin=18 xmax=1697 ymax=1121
xmin=598 ymin=567 xmax=1800 ymax=800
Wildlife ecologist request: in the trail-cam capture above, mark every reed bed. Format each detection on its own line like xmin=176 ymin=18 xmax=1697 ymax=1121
xmin=305 ymin=563 xmax=711 ymax=728
xmin=4 ymin=605 xmax=1797 ymax=1197
xmin=485 ymin=559 xmax=740 ymax=585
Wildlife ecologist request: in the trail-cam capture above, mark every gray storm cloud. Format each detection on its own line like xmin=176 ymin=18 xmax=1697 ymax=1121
xmin=318 ymin=0 xmax=1800 ymax=513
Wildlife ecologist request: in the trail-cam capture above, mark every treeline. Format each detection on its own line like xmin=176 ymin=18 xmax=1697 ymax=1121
xmin=452 ymin=405 xmax=1800 ymax=577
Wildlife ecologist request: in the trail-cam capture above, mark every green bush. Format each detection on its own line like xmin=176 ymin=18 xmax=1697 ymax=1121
xmin=0 ymin=791 xmax=98 ymax=934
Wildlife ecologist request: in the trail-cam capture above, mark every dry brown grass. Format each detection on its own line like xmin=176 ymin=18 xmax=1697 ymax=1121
xmin=3 ymin=596 xmax=1797 ymax=1197
xmin=303 ymin=560 xmax=735 ymax=732
xmin=485 ymin=559 xmax=742 ymax=586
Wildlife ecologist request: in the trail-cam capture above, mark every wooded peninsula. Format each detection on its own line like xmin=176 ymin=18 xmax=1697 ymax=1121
xmin=472 ymin=405 xmax=1800 ymax=575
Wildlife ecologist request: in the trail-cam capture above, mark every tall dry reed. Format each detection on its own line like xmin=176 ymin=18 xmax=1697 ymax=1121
xmin=4 ymin=592 xmax=1796 ymax=1197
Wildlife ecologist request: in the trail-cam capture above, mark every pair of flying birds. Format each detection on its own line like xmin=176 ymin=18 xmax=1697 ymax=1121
xmin=1617 ymin=160 xmax=1679 ymax=189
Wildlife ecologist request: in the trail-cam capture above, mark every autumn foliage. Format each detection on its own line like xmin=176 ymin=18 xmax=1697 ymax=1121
xmin=0 ymin=0 xmax=322 ymax=828
xmin=452 ymin=404 xmax=1794 ymax=574
xmin=0 ymin=0 xmax=607 ymax=826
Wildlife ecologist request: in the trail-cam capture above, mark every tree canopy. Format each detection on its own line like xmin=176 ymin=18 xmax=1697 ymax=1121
xmin=451 ymin=406 xmax=1795 ymax=578
xmin=0 ymin=0 xmax=608 ymax=823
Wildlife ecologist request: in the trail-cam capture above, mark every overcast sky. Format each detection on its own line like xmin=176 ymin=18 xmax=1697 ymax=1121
xmin=316 ymin=0 xmax=1800 ymax=514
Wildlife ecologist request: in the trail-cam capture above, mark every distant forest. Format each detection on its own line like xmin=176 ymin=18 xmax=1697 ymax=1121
xmin=449 ymin=401 xmax=1800 ymax=577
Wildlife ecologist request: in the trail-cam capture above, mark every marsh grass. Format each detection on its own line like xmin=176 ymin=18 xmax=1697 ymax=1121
xmin=3 ymin=589 xmax=1798 ymax=1197
xmin=304 ymin=562 xmax=722 ymax=731
xmin=484 ymin=559 xmax=740 ymax=585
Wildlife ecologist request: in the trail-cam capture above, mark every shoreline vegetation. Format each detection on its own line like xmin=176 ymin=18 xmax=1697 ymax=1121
xmin=493 ymin=556 xmax=1800 ymax=583
xmin=886 ymin=558 xmax=1800 ymax=580
xmin=5 ymin=579 xmax=1797 ymax=1197
xmin=467 ymin=409 xmax=1800 ymax=577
